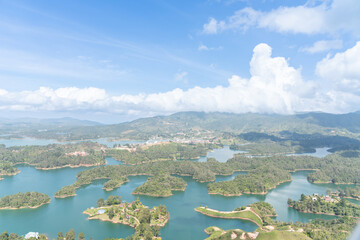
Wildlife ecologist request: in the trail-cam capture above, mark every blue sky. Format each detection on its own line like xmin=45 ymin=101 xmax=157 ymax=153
xmin=0 ymin=0 xmax=360 ymax=123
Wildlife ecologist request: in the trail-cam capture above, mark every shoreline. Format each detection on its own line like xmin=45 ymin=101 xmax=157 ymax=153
xmin=0 ymin=169 xmax=21 ymax=180
xmin=208 ymin=179 xmax=292 ymax=196
xmin=0 ymin=200 xmax=50 ymax=210
xmin=288 ymin=206 xmax=360 ymax=219
xmin=103 ymin=179 xmax=130 ymax=191
xmin=35 ymin=162 xmax=104 ymax=170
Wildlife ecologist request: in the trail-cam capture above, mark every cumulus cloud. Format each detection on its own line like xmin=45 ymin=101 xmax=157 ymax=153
xmin=316 ymin=41 xmax=360 ymax=93
xmin=301 ymin=40 xmax=343 ymax=53
xmin=1 ymin=43 xmax=360 ymax=116
xmin=203 ymin=0 xmax=360 ymax=35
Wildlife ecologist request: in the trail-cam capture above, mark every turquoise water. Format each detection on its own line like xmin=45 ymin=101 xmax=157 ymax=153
xmin=198 ymin=145 xmax=245 ymax=162
xmin=0 ymin=145 xmax=347 ymax=240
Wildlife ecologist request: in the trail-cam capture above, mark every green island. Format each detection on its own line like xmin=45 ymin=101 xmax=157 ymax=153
xmin=207 ymin=165 xmax=291 ymax=196
xmin=201 ymin=202 xmax=358 ymax=240
xmin=229 ymin=141 xmax=313 ymax=156
xmin=103 ymin=177 xmax=129 ymax=191
xmin=106 ymin=142 xmax=219 ymax=165
xmin=195 ymin=202 xmax=276 ymax=227
xmin=0 ymin=192 xmax=50 ymax=209
xmin=84 ymin=196 xmax=168 ymax=239
xmin=335 ymin=186 xmax=360 ymax=200
xmin=55 ymin=148 xmax=360 ymax=198
xmin=0 ymin=161 xmax=20 ymax=180
xmin=133 ymin=173 xmax=187 ymax=197
xmin=0 ymin=142 xmax=105 ymax=171
xmin=288 ymin=194 xmax=360 ymax=218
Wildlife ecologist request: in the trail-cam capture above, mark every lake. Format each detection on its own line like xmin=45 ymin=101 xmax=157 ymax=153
xmin=0 ymin=145 xmax=350 ymax=240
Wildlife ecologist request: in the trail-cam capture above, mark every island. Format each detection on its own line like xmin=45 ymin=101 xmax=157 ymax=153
xmin=207 ymin=165 xmax=292 ymax=196
xmin=133 ymin=174 xmax=187 ymax=197
xmin=0 ymin=142 xmax=106 ymax=172
xmin=0 ymin=192 xmax=50 ymax=209
xmin=83 ymin=196 xmax=169 ymax=239
xmin=200 ymin=202 xmax=357 ymax=240
xmin=106 ymin=142 xmax=219 ymax=165
xmin=335 ymin=186 xmax=360 ymax=200
xmin=103 ymin=177 xmax=129 ymax=191
xmin=0 ymin=161 xmax=20 ymax=180
xmin=195 ymin=202 xmax=276 ymax=227
xmin=288 ymin=194 xmax=360 ymax=218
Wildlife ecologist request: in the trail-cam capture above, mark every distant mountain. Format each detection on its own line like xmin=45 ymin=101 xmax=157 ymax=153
xmin=3 ymin=112 xmax=360 ymax=141
xmin=0 ymin=117 xmax=101 ymax=136
xmin=20 ymin=111 xmax=360 ymax=141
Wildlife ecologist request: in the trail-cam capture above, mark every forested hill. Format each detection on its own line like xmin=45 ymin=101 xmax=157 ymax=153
xmin=7 ymin=111 xmax=360 ymax=140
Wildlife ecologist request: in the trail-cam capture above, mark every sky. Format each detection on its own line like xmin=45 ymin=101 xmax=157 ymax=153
xmin=0 ymin=0 xmax=360 ymax=123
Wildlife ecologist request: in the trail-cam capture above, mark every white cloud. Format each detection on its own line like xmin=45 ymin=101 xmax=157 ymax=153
xmin=203 ymin=0 xmax=360 ymax=35
xmin=198 ymin=44 xmax=209 ymax=51
xmin=174 ymin=71 xmax=188 ymax=83
xmin=301 ymin=40 xmax=343 ymax=53
xmin=2 ymin=43 xmax=360 ymax=116
xmin=203 ymin=18 xmax=221 ymax=34
xmin=198 ymin=43 xmax=223 ymax=51
xmin=316 ymin=41 xmax=360 ymax=93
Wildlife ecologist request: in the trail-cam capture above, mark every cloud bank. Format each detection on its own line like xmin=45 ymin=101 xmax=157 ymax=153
xmin=1 ymin=42 xmax=360 ymax=116
xmin=203 ymin=0 xmax=360 ymax=36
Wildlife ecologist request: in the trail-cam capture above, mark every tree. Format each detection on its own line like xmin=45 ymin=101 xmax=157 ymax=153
xmin=65 ymin=229 xmax=75 ymax=240
xmin=108 ymin=207 xmax=115 ymax=219
xmin=151 ymin=225 xmax=160 ymax=237
xmin=0 ymin=231 xmax=9 ymax=240
xmin=139 ymin=208 xmax=151 ymax=224
xmin=8 ymin=233 xmax=20 ymax=240
xmin=97 ymin=198 xmax=105 ymax=207
xmin=300 ymin=194 xmax=306 ymax=201
xmin=78 ymin=232 xmax=85 ymax=240
xmin=57 ymin=232 xmax=64 ymax=240
xmin=39 ymin=235 xmax=47 ymax=240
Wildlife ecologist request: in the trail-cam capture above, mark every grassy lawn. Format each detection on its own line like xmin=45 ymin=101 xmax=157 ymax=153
xmin=257 ymin=231 xmax=311 ymax=240
xmin=195 ymin=207 xmax=263 ymax=226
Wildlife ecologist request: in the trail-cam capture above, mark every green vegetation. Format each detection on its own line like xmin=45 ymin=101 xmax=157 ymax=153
xmin=17 ymin=112 xmax=360 ymax=141
xmin=54 ymin=185 xmax=76 ymax=198
xmin=0 ymin=231 xmax=48 ymax=240
xmin=208 ymin=166 xmax=291 ymax=195
xmin=55 ymin=157 xmax=236 ymax=198
xmin=0 ymin=192 xmax=50 ymax=209
xmin=204 ymin=211 xmax=357 ymax=240
xmin=195 ymin=206 xmax=263 ymax=226
xmin=103 ymin=177 xmax=129 ymax=191
xmin=307 ymin=151 xmax=360 ymax=184
xmin=230 ymin=141 xmax=312 ymax=155
xmin=288 ymin=194 xmax=360 ymax=218
xmin=84 ymin=196 xmax=168 ymax=239
xmin=106 ymin=142 xmax=217 ymax=165
xmin=295 ymin=217 xmax=358 ymax=240
xmin=133 ymin=174 xmax=187 ymax=197
xmin=336 ymin=186 xmax=360 ymax=200
xmin=0 ymin=142 xmax=105 ymax=171
xmin=196 ymin=202 xmax=276 ymax=227
xmin=0 ymin=161 xmax=19 ymax=179
xmin=257 ymin=231 xmax=312 ymax=240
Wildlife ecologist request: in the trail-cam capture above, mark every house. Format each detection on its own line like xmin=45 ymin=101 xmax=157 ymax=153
xmin=25 ymin=232 xmax=39 ymax=239
xmin=324 ymin=196 xmax=333 ymax=202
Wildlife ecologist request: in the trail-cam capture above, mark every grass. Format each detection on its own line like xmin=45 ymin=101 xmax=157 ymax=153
xmin=195 ymin=207 xmax=263 ymax=227
xmin=257 ymin=231 xmax=311 ymax=240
